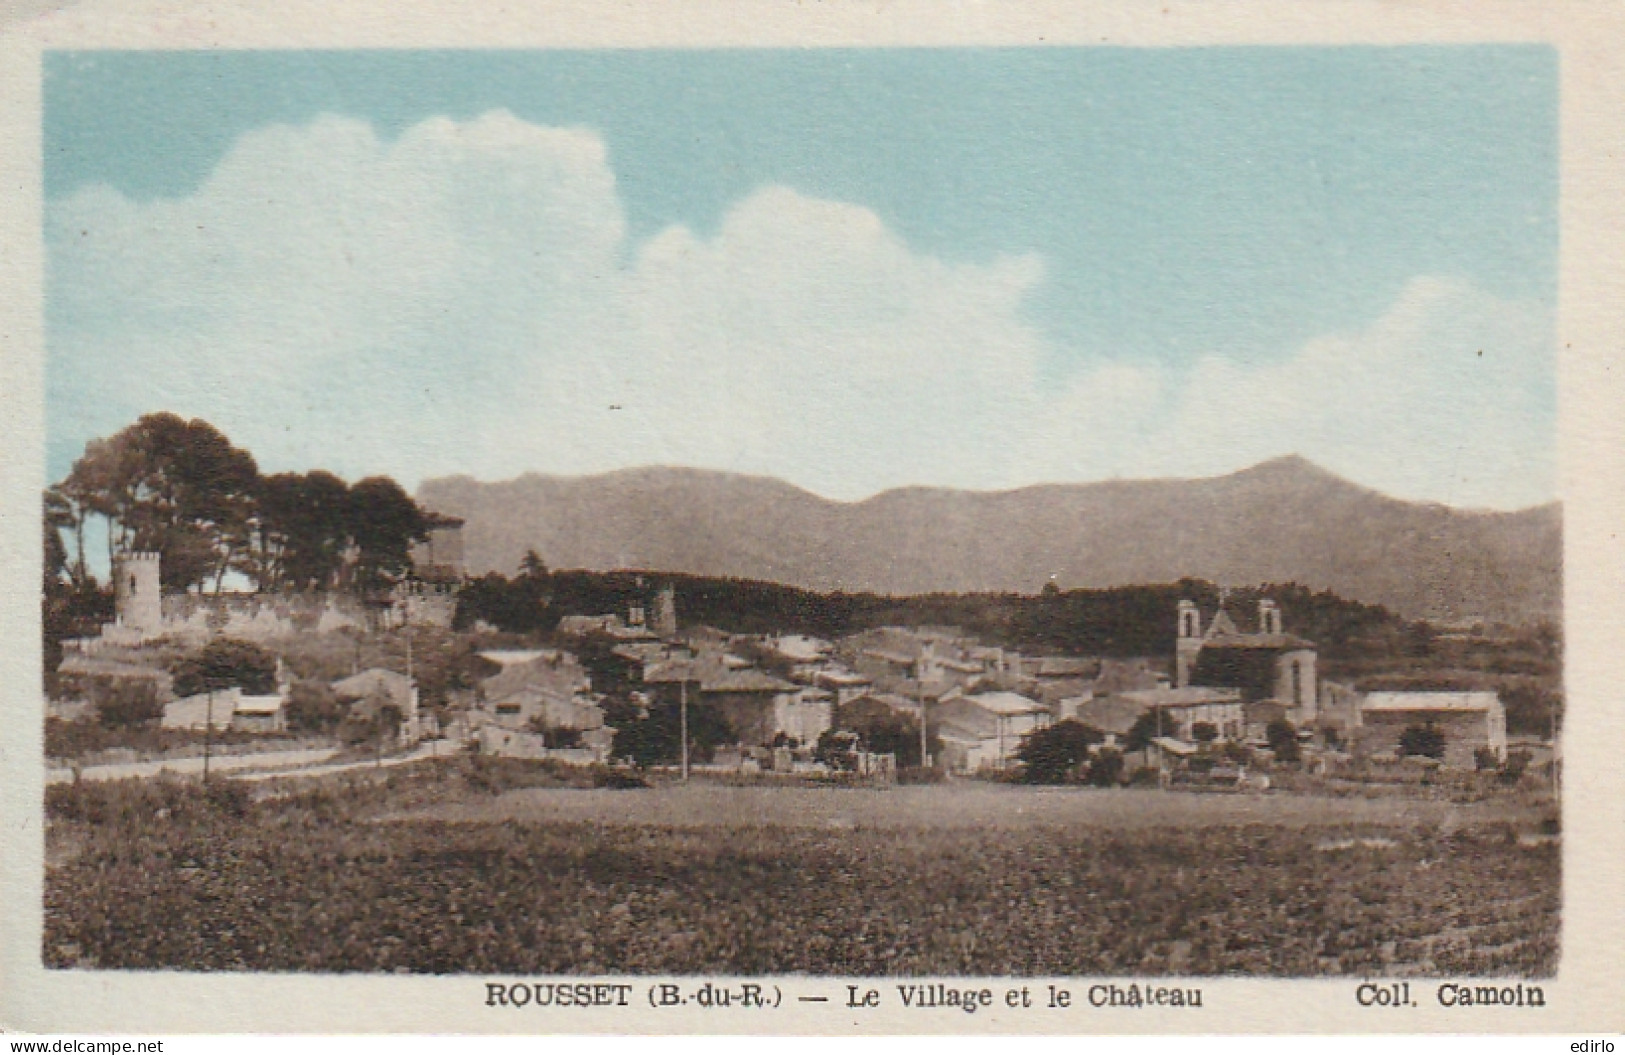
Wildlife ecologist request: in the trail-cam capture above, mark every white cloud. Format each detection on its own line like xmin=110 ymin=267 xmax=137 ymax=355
xmin=1020 ymin=276 xmax=1555 ymax=509
xmin=49 ymin=111 xmax=1555 ymax=510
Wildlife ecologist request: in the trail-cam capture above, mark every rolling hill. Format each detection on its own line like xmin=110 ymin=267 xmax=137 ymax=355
xmin=417 ymin=456 xmax=1561 ymax=623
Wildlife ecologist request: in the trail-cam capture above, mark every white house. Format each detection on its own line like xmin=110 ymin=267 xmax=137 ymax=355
xmin=933 ymin=691 xmax=1050 ymax=772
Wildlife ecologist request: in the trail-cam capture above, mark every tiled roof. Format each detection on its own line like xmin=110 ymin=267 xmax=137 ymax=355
xmin=482 ymin=656 xmax=588 ymax=702
xmin=1202 ymin=630 xmax=1317 ymax=651
xmin=1072 ymin=696 xmax=1149 ymax=735
xmin=962 ymin=691 xmax=1046 ymax=716
xmin=334 ymin=668 xmax=411 ymax=699
xmin=1034 ymin=657 xmax=1097 ymax=678
xmin=1120 ymin=686 xmax=1242 ymax=708
xmin=644 ymin=654 xmax=795 ymax=694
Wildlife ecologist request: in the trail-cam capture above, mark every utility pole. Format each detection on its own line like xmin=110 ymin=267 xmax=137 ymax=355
xmin=1156 ymin=704 xmax=1166 ymax=790
xmin=203 ymin=688 xmax=213 ymax=781
xmin=405 ymin=626 xmax=414 ymax=746
xmin=918 ymin=680 xmax=928 ymax=771
xmin=679 ymin=674 xmax=690 ymax=782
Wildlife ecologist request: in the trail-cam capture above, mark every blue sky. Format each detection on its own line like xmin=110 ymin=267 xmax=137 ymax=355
xmin=45 ymin=47 xmax=1558 ymax=508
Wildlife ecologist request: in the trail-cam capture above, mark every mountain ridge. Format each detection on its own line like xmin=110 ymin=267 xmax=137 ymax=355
xmin=418 ymin=458 xmax=1561 ymax=623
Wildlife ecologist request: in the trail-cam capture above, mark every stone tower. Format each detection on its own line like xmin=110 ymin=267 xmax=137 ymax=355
xmin=1175 ymin=599 xmax=1202 ymax=689
xmin=113 ymin=551 xmax=163 ymax=637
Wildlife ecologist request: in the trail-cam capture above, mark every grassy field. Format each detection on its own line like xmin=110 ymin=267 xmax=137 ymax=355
xmin=389 ymin=780 xmax=1546 ymax=831
xmin=43 ymin=762 xmax=1560 ymax=977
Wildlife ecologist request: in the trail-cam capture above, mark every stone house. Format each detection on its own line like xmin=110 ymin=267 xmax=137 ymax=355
xmin=1355 ymin=691 xmax=1507 ymax=768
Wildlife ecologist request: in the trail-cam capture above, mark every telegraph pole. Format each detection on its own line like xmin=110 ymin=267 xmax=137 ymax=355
xmin=405 ymin=625 xmax=414 ymax=746
xmin=679 ymin=675 xmax=690 ymax=782
xmin=1156 ymin=703 xmax=1166 ymax=790
xmin=203 ymin=688 xmax=213 ymax=781
xmin=918 ymin=682 xmax=928 ymax=771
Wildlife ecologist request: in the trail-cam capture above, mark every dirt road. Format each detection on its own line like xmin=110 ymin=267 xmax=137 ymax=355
xmin=45 ymin=740 xmax=457 ymax=785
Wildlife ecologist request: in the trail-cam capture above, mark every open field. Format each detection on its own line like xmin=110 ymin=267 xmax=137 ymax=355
xmin=43 ymin=764 xmax=1559 ymax=977
xmin=388 ymin=781 xmax=1548 ymax=832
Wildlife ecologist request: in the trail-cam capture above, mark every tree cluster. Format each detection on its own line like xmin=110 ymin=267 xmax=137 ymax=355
xmin=1016 ymin=719 xmax=1106 ymax=784
xmin=609 ymin=699 xmax=733 ymax=768
xmin=454 ymin=551 xmax=557 ymax=633
xmin=465 ymin=564 xmax=1421 ymax=669
xmin=170 ymin=637 xmax=279 ymax=698
xmin=820 ymin=696 xmax=940 ymax=769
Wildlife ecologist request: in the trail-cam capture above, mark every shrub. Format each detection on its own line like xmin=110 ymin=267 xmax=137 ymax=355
xmin=93 ymin=678 xmax=164 ymax=729
xmin=1474 ymin=746 xmax=1500 ymax=772
xmin=45 ymin=718 xmax=285 ymax=762
xmin=610 ymin=700 xmax=732 ymax=768
xmin=285 ymin=680 xmax=343 ymax=732
xmin=1127 ymin=765 xmax=1160 ymax=787
xmin=201 ymin=777 xmax=253 ymax=818
xmin=171 ymin=638 xmax=278 ymax=697
xmin=1191 ymin=721 xmax=1218 ymax=744
xmin=45 ymin=776 xmax=253 ymax=825
xmin=1016 ymin=720 xmax=1104 ymax=784
xmin=1266 ymin=719 xmax=1301 ymax=764
xmin=836 ymin=697 xmax=939 ymax=768
xmin=1499 ymin=748 xmax=1532 ymax=785
xmin=455 ymin=756 xmax=596 ymax=794
xmin=1323 ymin=726 xmax=1347 ymax=751
xmin=814 ymin=729 xmax=861 ymax=771
xmin=1123 ymin=709 xmax=1165 ymax=752
xmin=1086 ymin=746 xmax=1124 ymax=787
xmin=594 ymin=767 xmax=650 ymax=789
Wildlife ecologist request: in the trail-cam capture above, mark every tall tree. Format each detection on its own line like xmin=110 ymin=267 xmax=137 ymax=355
xmin=170 ymin=637 xmax=279 ymax=697
xmin=59 ymin=413 xmax=259 ymax=593
xmin=257 ymin=470 xmax=353 ymax=591
xmin=519 ymin=549 xmax=549 ymax=580
xmin=44 ymin=485 xmax=89 ymax=589
xmin=42 ymin=489 xmax=74 ymax=591
xmin=42 ymin=488 xmax=114 ymax=680
xmin=347 ymin=476 xmax=428 ymax=594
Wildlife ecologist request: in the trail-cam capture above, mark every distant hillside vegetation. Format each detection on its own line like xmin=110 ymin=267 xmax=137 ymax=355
xmin=420 ymin=456 xmax=1561 ymax=624
xmin=463 ymin=571 xmax=1409 ymax=668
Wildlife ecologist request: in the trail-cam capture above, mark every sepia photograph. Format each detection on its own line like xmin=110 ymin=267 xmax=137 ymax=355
xmin=30 ymin=43 xmax=1567 ymax=984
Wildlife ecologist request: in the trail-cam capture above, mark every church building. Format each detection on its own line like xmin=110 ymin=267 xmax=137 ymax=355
xmin=1175 ymin=597 xmax=1318 ymax=723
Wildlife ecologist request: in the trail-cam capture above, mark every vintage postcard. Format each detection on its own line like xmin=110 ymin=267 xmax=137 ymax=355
xmin=2 ymin=0 xmax=1622 ymax=1038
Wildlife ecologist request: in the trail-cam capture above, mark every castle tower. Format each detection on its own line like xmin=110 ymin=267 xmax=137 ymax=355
xmin=113 ymin=551 xmax=163 ymax=637
xmin=1175 ymin=599 xmax=1202 ymax=689
xmin=651 ymin=585 xmax=678 ymax=639
xmin=1258 ymin=598 xmax=1282 ymax=636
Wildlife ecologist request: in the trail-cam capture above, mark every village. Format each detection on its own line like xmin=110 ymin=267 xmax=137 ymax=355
xmin=46 ymin=511 xmax=1542 ymax=790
